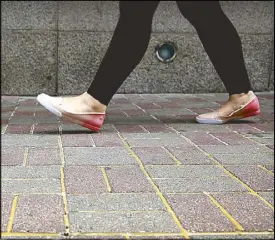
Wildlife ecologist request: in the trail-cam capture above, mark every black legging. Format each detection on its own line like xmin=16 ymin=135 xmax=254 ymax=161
xmin=88 ymin=1 xmax=252 ymax=106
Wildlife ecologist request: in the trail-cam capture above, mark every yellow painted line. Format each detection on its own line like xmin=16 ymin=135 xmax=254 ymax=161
xmin=258 ymin=165 xmax=274 ymax=176
xmin=6 ymin=195 xmax=19 ymax=232
xmin=60 ymin=166 xmax=70 ymax=235
xmin=204 ymin=192 xmax=244 ymax=231
xmin=22 ymin=147 xmax=29 ymax=166
xmin=118 ymin=133 xmax=190 ymax=239
xmin=1 ymin=124 xmax=8 ymax=134
xmin=78 ymin=210 xmax=165 ymax=213
xmin=71 ymin=232 xmax=182 ymax=237
xmin=203 ymin=152 xmax=274 ymax=211
xmin=162 ymin=146 xmax=182 ymax=165
xmin=101 ymin=167 xmax=112 ymax=192
xmin=1 ymin=232 xmax=59 ymax=237
xmin=190 ymin=231 xmax=274 ymax=236
xmin=176 ymin=130 xmax=275 ymax=211
xmin=58 ymin=135 xmax=65 ymax=166
xmin=125 ymin=233 xmax=130 ymax=239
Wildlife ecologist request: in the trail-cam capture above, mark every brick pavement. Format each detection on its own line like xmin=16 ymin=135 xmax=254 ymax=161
xmin=1 ymin=92 xmax=274 ymax=239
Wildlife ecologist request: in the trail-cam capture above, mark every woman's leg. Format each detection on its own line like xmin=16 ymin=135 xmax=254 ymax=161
xmin=87 ymin=1 xmax=160 ymax=106
xmin=176 ymin=1 xmax=259 ymax=123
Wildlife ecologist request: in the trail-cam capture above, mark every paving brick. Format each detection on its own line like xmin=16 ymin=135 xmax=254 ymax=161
xmin=8 ymin=116 xmax=35 ymax=124
xmin=190 ymin=234 xmax=274 ymax=239
xmin=250 ymin=137 xmax=275 ymax=145
xmin=13 ymin=110 xmax=34 ymax=117
xmin=27 ymin=148 xmax=61 ymax=165
xmin=1 ymin=194 xmax=13 ymax=232
xmin=166 ymin=147 xmax=214 ymax=165
xmin=64 ymin=147 xmax=136 ymax=165
xmin=34 ymin=111 xmax=55 ymax=118
xmin=210 ymin=132 xmax=257 ymax=145
xmin=18 ymin=99 xmax=37 ymax=106
xmin=122 ymin=109 xmax=148 ymax=117
xmin=213 ymin=193 xmax=274 ymax=231
xmin=147 ymin=165 xmax=227 ymax=179
xmin=2 ymin=135 xmax=59 ymax=147
xmin=5 ymin=124 xmax=32 ymax=134
xmin=166 ymin=194 xmax=235 ymax=232
xmin=154 ymin=176 xmax=247 ymax=193
xmin=64 ymin=166 xmax=107 ymax=194
xmin=133 ymin=147 xmax=176 ymax=165
xmin=2 ymin=166 xmax=60 ymax=179
xmin=200 ymin=145 xmax=272 ymax=154
xmin=114 ymin=124 xmax=147 ymax=133
xmin=1 ymin=147 xmax=25 ymax=166
xmin=69 ymin=211 xmax=179 ymax=233
xmin=182 ymin=133 xmax=225 ymax=145
xmin=67 ymin=193 xmax=165 ymax=212
xmin=249 ymin=123 xmax=274 ymax=132
xmin=106 ymin=166 xmax=155 ymax=193
xmin=61 ymin=123 xmax=92 ymax=133
xmin=213 ymin=153 xmax=274 ymax=165
xmin=225 ymin=165 xmax=274 ymax=191
xmin=123 ymin=133 xmax=191 ymax=147
xmin=13 ymin=195 xmax=65 ymax=232
xmin=32 ymin=123 xmax=60 ymax=134
xmin=226 ymin=124 xmax=262 ymax=133
xmin=258 ymin=191 xmax=274 ymax=205
xmin=168 ymin=123 xmax=234 ymax=133
xmin=1 ymin=179 xmax=61 ymax=194
xmin=61 ymin=134 xmax=94 ymax=147
xmin=92 ymin=133 xmax=124 ymax=147
xmin=141 ymin=124 xmax=174 ymax=133
xmin=136 ymin=102 xmax=162 ymax=109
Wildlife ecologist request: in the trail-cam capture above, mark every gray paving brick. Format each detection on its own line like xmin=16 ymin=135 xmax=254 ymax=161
xmin=115 ymin=124 xmax=147 ymax=133
xmin=1 ymin=194 xmax=13 ymax=232
xmin=13 ymin=195 xmax=65 ymax=232
xmin=147 ymin=165 xmax=227 ymax=178
xmin=167 ymin=123 xmax=231 ymax=133
xmin=2 ymin=135 xmax=59 ymax=147
xmin=69 ymin=211 xmax=179 ymax=233
xmin=182 ymin=132 xmax=225 ymax=145
xmin=200 ymin=145 xmax=273 ymax=154
xmin=190 ymin=234 xmax=274 ymax=239
xmin=154 ymin=176 xmax=247 ymax=193
xmin=106 ymin=166 xmax=155 ymax=193
xmin=123 ymin=133 xmax=191 ymax=147
xmin=213 ymin=153 xmax=274 ymax=165
xmin=32 ymin=123 xmax=59 ymax=134
xmin=61 ymin=123 xmax=92 ymax=133
xmin=61 ymin=134 xmax=94 ymax=147
xmin=1 ymin=166 xmax=60 ymax=179
xmin=133 ymin=147 xmax=176 ymax=165
xmin=2 ymin=179 xmax=61 ymax=194
xmin=166 ymin=194 xmax=235 ymax=232
xmin=27 ymin=148 xmax=61 ymax=165
xmin=1 ymin=147 xmax=25 ymax=166
xmin=67 ymin=193 xmax=165 ymax=212
xmin=166 ymin=147 xmax=214 ymax=165
xmin=63 ymin=147 xmax=136 ymax=165
xmin=64 ymin=166 xmax=107 ymax=194
xmin=5 ymin=124 xmax=32 ymax=134
xmin=141 ymin=124 xmax=174 ymax=133
xmin=213 ymin=193 xmax=274 ymax=231
xmin=258 ymin=191 xmax=274 ymax=205
xmin=225 ymin=165 xmax=274 ymax=191
xmin=91 ymin=133 xmax=124 ymax=147
xmin=210 ymin=132 xmax=258 ymax=145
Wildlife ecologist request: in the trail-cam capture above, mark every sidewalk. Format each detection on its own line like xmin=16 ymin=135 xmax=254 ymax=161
xmin=1 ymin=92 xmax=274 ymax=239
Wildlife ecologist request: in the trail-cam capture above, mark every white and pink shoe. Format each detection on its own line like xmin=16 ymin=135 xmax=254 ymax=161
xmin=196 ymin=91 xmax=260 ymax=124
xmin=37 ymin=93 xmax=105 ymax=132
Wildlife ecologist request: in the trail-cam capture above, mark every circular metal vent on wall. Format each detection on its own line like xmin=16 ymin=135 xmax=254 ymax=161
xmin=155 ymin=42 xmax=177 ymax=63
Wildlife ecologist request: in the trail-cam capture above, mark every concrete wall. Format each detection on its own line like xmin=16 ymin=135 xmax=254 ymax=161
xmin=1 ymin=1 xmax=274 ymax=95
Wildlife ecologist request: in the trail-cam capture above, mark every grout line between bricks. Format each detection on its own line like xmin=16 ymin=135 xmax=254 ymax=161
xmin=22 ymin=147 xmax=29 ymax=166
xmin=117 ymin=133 xmax=190 ymax=239
xmin=203 ymin=192 xmax=244 ymax=231
xmin=258 ymin=165 xmax=274 ymax=176
xmin=208 ymin=133 xmax=228 ymax=145
xmin=165 ymin=124 xmax=275 ymax=211
xmin=1 ymin=124 xmax=8 ymax=134
xmin=101 ymin=167 xmax=112 ymax=192
xmin=78 ymin=210 xmax=166 ymax=213
xmin=58 ymin=136 xmax=70 ymax=236
xmin=6 ymin=195 xmax=19 ymax=232
xmin=161 ymin=146 xmax=182 ymax=165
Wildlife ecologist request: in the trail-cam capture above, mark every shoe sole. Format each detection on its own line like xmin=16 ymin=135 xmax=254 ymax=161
xmin=37 ymin=94 xmax=100 ymax=132
xmin=196 ymin=109 xmax=260 ymax=124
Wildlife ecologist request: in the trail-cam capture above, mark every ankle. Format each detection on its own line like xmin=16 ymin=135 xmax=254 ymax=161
xmin=82 ymin=92 xmax=107 ymax=112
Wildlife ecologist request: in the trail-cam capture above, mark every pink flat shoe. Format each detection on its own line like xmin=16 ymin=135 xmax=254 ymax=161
xmin=196 ymin=91 xmax=260 ymax=124
xmin=37 ymin=93 xmax=105 ymax=132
